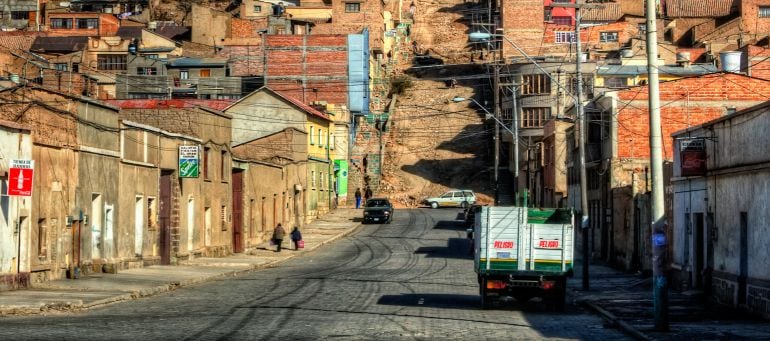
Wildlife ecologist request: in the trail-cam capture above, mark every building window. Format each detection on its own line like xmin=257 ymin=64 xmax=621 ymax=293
xmin=309 ymin=127 xmax=315 ymax=145
xmin=637 ymin=23 xmax=646 ymax=34
xmin=199 ymin=69 xmax=211 ymax=77
xmin=180 ymin=70 xmax=189 ymax=80
xmin=77 ymin=18 xmax=99 ymax=29
xmin=97 ymin=54 xmax=127 ymax=71
xmin=12 ymin=11 xmax=29 ymax=20
xmin=220 ymin=151 xmax=227 ymax=181
xmin=221 ymin=206 xmax=227 ymax=231
xmin=145 ymin=54 xmax=159 ymax=60
xmin=522 ymin=74 xmax=551 ymax=95
xmin=320 ymin=172 xmax=324 ymax=189
xmin=600 ymin=31 xmax=619 ymax=43
xmin=203 ymin=147 xmax=211 ymax=180
xmin=521 ymin=107 xmax=551 ymax=128
xmin=330 ymin=133 xmax=335 ymax=149
xmin=311 ymin=171 xmax=316 ymax=187
xmin=137 ymin=67 xmax=157 ymax=75
xmin=345 ymin=2 xmax=361 ymax=12
xmin=72 ymin=63 xmax=79 ymax=73
xmin=38 ymin=219 xmax=47 ymax=259
xmin=254 ymin=5 xmax=262 ymax=12
xmin=604 ymin=77 xmax=627 ymax=88
xmin=147 ymin=197 xmax=157 ymax=229
xmin=54 ymin=63 xmax=68 ymax=71
xmin=50 ymin=18 xmax=73 ymax=29
xmin=554 ymin=31 xmax=575 ymax=44
xmin=552 ymin=16 xmax=571 ymax=25
xmin=318 ymin=129 xmax=323 ymax=146
xmin=544 ymin=8 xmax=552 ymax=22
xmin=760 ymin=6 xmax=770 ymax=18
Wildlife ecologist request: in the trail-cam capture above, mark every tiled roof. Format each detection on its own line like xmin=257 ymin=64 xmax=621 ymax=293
xmin=106 ymin=99 xmax=236 ymax=111
xmin=271 ymin=89 xmax=331 ymax=121
xmin=117 ymin=26 xmax=143 ymax=39
xmin=30 ymin=36 xmax=89 ymax=53
xmin=665 ymin=0 xmax=737 ymax=17
xmin=0 ymin=33 xmax=40 ymax=52
xmin=154 ymin=23 xmax=190 ymax=41
xmin=617 ymin=0 xmax=644 ymax=17
xmin=582 ymin=3 xmax=622 ymax=22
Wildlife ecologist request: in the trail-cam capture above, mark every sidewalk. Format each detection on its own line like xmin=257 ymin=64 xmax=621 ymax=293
xmin=0 ymin=208 xmax=362 ymax=316
xmin=570 ymin=261 xmax=770 ymax=340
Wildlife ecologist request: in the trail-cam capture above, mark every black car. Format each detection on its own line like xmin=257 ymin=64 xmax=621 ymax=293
xmin=363 ymin=198 xmax=394 ymax=224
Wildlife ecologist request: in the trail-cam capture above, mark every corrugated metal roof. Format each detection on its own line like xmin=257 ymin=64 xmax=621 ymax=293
xmin=598 ymin=64 xmax=718 ymax=76
xmin=167 ymin=57 xmax=227 ymax=68
xmin=617 ymin=0 xmax=644 ymax=17
xmin=154 ymin=23 xmax=190 ymax=41
xmin=106 ymin=99 xmax=235 ymax=111
xmin=582 ymin=3 xmax=622 ymax=22
xmin=30 ymin=36 xmax=89 ymax=53
xmin=117 ymin=26 xmax=143 ymax=39
xmin=0 ymin=33 xmax=40 ymax=52
xmin=665 ymin=0 xmax=737 ymax=17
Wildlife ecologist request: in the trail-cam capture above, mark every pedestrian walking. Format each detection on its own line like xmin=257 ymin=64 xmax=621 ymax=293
xmin=355 ymin=188 xmax=362 ymax=209
xmin=290 ymin=226 xmax=303 ymax=251
xmin=409 ymin=1 xmax=416 ymax=19
xmin=272 ymin=223 xmax=286 ymax=252
xmin=364 ymin=186 xmax=373 ymax=201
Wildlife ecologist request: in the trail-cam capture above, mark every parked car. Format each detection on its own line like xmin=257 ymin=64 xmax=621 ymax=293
xmin=363 ymin=198 xmax=394 ymax=224
xmin=423 ymin=190 xmax=476 ymax=209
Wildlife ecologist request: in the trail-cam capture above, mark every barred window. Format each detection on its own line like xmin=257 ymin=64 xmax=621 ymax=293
xmin=97 ymin=54 xmax=126 ymax=71
xmin=50 ymin=18 xmax=73 ymax=29
xmin=77 ymin=18 xmax=99 ymax=29
xmin=521 ymin=107 xmax=551 ymax=128
xmin=136 ymin=67 xmax=157 ymax=75
xmin=544 ymin=8 xmax=552 ymax=22
xmin=600 ymin=31 xmax=619 ymax=42
xmin=760 ymin=6 xmax=770 ymax=18
xmin=522 ymin=74 xmax=551 ymax=95
xmin=554 ymin=31 xmax=575 ymax=44
xmin=12 ymin=11 xmax=29 ymax=20
xmin=345 ymin=3 xmax=361 ymax=12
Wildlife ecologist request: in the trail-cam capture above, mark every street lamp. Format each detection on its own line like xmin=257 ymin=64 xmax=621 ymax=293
xmin=453 ymin=96 xmax=519 ymax=206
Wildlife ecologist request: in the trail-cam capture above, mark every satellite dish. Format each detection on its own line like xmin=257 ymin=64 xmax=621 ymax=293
xmin=59 ymin=2 xmax=71 ymax=7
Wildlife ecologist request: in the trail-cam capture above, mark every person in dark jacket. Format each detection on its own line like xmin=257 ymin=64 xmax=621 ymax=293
xmin=290 ymin=226 xmax=303 ymax=250
xmin=273 ymin=223 xmax=286 ymax=252
xmin=364 ymin=186 xmax=373 ymax=201
xmin=355 ymin=188 xmax=362 ymax=209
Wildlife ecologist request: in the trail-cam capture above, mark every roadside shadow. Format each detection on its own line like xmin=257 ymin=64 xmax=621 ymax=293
xmin=377 ymin=293 xmax=479 ymax=310
xmin=351 ymin=217 xmax=363 ymax=222
xmin=433 ymin=220 xmax=466 ymax=231
xmin=414 ymin=238 xmax=472 ymax=259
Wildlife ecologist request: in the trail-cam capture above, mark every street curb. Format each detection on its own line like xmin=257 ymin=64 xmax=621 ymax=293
xmin=1 ymin=217 xmax=364 ymax=317
xmin=577 ymin=298 xmax=655 ymax=341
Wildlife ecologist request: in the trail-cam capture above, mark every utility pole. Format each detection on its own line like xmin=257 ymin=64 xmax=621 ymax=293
xmin=646 ymin=0 xmax=668 ymax=331
xmin=493 ymin=64 xmax=500 ymax=205
xmin=553 ymin=0 xmax=603 ymax=292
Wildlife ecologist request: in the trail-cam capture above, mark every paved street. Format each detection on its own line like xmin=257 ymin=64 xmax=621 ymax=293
xmin=0 ymin=208 xmax=627 ymax=340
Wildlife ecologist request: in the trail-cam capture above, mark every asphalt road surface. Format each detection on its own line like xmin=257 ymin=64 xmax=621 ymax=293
xmin=0 ymin=209 xmax=628 ymax=340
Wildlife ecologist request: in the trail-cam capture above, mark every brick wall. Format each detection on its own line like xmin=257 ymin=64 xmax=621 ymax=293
xmin=231 ymin=18 xmax=268 ymax=39
xmin=218 ymin=41 xmax=265 ymax=77
xmin=312 ymin=0 xmax=384 ymax=49
xmin=747 ymin=44 xmax=770 ymax=80
xmin=264 ymin=35 xmax=348 ymax=106
xmin=500 ymin=0 xmax=545 ymax=58
xmin=741 ymin=0 xmax=770 ymax=39
xmin=615 ymin=73 xmax=770 ymax=159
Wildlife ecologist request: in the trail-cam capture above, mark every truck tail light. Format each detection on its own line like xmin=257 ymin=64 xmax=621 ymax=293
xmin=541 ymin=280 xmax=556 ymax=290
xmin=486 ymin=280 xmax=506 ymax=289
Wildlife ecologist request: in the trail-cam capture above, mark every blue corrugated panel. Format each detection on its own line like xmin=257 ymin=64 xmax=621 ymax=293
xmin=347 ymin=30 xmax=370 ymax=116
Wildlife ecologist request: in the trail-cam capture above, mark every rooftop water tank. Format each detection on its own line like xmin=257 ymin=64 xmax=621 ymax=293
xmin=719 ymin=51 xmax=742 ymax=73
xmin=469 ymin=31 xmax=491 ymax=42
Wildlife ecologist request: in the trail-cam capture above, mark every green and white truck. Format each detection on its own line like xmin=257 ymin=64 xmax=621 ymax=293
xmin=472 ymin=206 xmax=575 ymax=309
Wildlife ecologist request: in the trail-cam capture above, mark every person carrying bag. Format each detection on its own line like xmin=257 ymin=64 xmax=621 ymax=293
xmin=290 ymin=226 xmax=303 ymax=250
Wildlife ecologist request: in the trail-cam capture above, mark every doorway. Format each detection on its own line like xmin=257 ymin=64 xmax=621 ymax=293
xmin=159 ymin=171 xmax=173 ymax=265
xmin=135 ymin=196 xmax=143 ymax=257
xmin=91 ymin=193 xmax=103 ymax=259
xmin=187 ymin=197 xmax=195 ymax=252
xmin=693 ymin=212 xmax=704 ymax=288
xmin=231 ymin=170 xmax=244 ymax=253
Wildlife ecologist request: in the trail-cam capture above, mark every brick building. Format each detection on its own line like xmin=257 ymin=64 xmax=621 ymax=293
xmin=572 ymin=73 xmax=770 ymax=270
xmin=46 ymin=12 xmax=119 ymax=37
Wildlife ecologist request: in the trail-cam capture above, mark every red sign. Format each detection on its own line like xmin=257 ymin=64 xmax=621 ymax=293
xmin=680 ymin=150 xmax=707 ymax=177
xmin=493 ymin=240 xmax=514 ymax=249
xmin=7 ymin=160 xmax=34 ymax=197
xmin=538 ymin=240 xmax=560 ymax=249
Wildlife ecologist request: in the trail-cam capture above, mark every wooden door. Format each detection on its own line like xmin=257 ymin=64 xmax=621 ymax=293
xmin=232 ymin=170 xmax=244 ymax=253
xmin=159 ymin=171 xmax=173 ymax=265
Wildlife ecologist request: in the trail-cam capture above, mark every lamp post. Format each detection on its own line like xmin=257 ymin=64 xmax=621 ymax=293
xmin=453 ymin=96 xmax=518 ymax=205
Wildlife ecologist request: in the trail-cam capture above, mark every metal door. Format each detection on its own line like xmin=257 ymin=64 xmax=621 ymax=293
xmin=159 ymin=171 xmax=172 ymax=265
xmin=232 ymin=170 xmax=244 ymax=253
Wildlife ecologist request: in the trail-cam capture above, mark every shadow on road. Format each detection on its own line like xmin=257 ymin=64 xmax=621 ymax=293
xmin=377 ymin=293 xmax=478 ymax=310
xmin=433 ymin=220 xmax=466 ymax=231
xmin=414 ymin=238 xmax=472 ymax=259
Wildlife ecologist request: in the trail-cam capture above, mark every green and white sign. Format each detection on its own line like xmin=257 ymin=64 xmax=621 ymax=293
xmin=179 ymin=145 xmax=199 ymax=178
